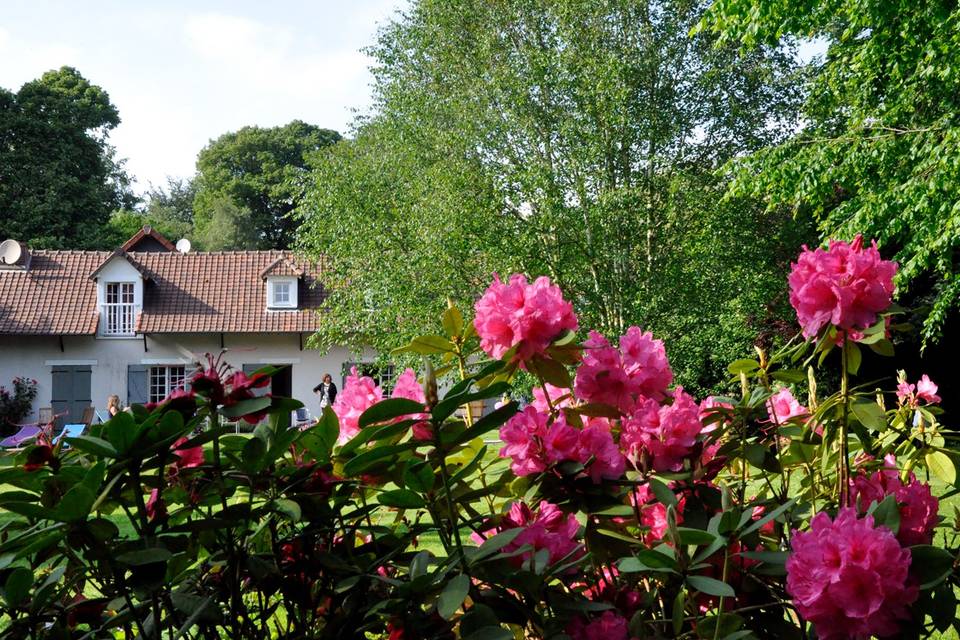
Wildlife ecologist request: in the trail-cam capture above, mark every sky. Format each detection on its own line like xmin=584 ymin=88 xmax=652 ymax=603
xmin=0 ymin=0 xmax=406 ymax=190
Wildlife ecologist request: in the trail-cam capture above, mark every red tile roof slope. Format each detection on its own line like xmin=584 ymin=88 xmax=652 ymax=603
xmin=0 ymin=250 xmax=326 ymax=335
xmin=0 ymin=251 xmax=108 ymax=335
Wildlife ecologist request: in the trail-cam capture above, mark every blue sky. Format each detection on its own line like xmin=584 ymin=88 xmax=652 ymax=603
xmin=0 ymin=0 xmax=405 ymax=189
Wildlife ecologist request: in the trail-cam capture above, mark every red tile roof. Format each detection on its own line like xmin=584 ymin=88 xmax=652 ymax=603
xmin=0 ymin=249 xmax=326 ymax=335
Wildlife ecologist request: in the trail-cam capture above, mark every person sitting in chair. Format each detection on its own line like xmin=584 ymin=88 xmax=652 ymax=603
xmin=107 ymin=395 xmax=122 ymax=418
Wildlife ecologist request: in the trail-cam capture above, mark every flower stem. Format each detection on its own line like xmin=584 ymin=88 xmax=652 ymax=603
xmin=839 ymin=336 xmax=851 ymax=507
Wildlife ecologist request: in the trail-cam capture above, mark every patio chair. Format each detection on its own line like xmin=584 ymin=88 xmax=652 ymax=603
xmin=56 ymin=423 xmax=87 ymax=449
xmin=0 ymin=425 xmax=41 ymax=448
xmin=80 ymin=406 xmax=96 ymax=426
xmin=38 ymin=407 xmax=54 ymax=425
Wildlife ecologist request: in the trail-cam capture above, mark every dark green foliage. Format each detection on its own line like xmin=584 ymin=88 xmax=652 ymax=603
xmin=0 ymin=67 xmax=134 ymax=248
xmin=194 ymin=121 xmax=341 ymax=249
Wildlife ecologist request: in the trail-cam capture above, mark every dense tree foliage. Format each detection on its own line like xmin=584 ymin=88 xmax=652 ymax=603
xmin=194 ymin=121 xmax=341 ymax=249
xmin=0 ymin=67 xmax=133 ymax=248
xmin=298 ymin=0 xmax=814 ymax=394
xmin=698 ymin=0 xmax=960 ymax=345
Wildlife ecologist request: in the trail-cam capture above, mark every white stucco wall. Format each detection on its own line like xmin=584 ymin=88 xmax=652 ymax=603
xmin=0 ymin=332 xmax=372 ymax=422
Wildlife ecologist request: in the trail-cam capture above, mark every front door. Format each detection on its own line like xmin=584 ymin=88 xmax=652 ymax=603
xmin=51 ymin=365 xmax=92 ymax=428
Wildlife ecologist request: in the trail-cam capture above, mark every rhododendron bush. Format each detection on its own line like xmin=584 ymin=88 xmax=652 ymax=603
xmin=1 ymin=237 xmax=959 ymax=639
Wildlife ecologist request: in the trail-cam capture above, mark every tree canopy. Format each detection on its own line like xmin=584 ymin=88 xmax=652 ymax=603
xmin=0 ymin=66 xmax=133 ymax=248
xmin=194 ymin=121 xmax=341 ymax=249
xmin=698 ymin=0 xmax=960 ymax=345
xmin=297 ymin=0 xmax=814 ymax=394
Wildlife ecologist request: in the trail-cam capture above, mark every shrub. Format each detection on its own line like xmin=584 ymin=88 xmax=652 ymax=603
xmin=0 ymin=238 xmax=957 ymax=639
xmin=0 ymin=377 xmax=38 ymax=435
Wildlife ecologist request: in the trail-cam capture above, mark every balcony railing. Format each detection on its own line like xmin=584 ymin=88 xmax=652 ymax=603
xmin=101 ymin=302 xmax=137 ymax=336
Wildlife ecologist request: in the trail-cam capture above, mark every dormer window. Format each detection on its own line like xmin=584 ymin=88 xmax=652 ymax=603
xmin=104 ymin=282 xmax=136 ymax=335
xmin=267 ymin=277 xmax=298 ymax=309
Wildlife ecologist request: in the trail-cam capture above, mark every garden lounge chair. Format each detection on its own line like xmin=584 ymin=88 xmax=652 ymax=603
xmin=80 ymin=406 xmax=96 ymax=426
xmin=56 ymin=423 xmax=87 ymax=449
xmin=0 ymin=425 xmax=41 ymax=448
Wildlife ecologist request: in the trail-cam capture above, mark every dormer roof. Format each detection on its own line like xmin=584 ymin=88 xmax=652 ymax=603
xmin=121 ymin=225 xmax=176 ymax=252
xmin=259 ymin=256 xmax=305 ymax=279
xmin=87 ymin=249 xmax=151 ymax=281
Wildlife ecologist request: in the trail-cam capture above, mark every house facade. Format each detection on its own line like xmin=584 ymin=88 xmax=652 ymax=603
xmin=0 ymin=226 xmax=375 ymax=424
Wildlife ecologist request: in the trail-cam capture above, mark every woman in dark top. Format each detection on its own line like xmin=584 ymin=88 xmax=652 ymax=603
xmin=313 ymin=373 xmax=337 ymax=409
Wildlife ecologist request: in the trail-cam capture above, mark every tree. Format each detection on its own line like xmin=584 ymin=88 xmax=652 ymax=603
xmin=697 ymin=0 xmax=960 ymax=345
xmin=0 ymin=66 xmax=134 ymax=248
xmin=298 ymin=0 xmax=813 ymax=394
xmin=195 ymin=196 xmax=259 ymax=251
xmin=145 ymin=177 xmax=196 ymax=224
xmin=194 ymin=121 xmax=341 ymax=249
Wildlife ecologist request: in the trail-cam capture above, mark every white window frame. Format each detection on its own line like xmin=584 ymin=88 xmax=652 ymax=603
xmin=149 ymin=365 xmax=186 ymax=403
xmin=102 ymin=282 xmax=137 ymax=336
xmin=267 ymin=277 xmax=298 ymax=309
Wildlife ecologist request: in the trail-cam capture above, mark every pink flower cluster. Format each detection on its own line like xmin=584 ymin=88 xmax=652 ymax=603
xmin=851 ymin=456 xmax=939 ymax=546
xmin=786 ymin=509 xmax=917 ymax=639
xmin=574 ymin=329 xmax=672 ymax=412
xmin=566 ymin=611 xmax=630 ymax=640
xmin=631 ymin=483 xmax=685 ymax=545
xmin=765 ymin=388 xmax=809 ymax=425
xmin=788 ymin=235 xmax=897 ymax=340
xmin=332 ymin=367 xmax=429 ymax=444
xmin=896 ymin=374 xmax=941 ymax=408
xmin=475 ymin=500 xmax=582 ymax=568
xmin=332 ymin=367 xmax=384 ymax=443
xmin=474 ymin=274 xmax=578 ymax=364
xmin=499 ymin=408 xmax=625 ymax=482
xmin=390 ymin=368 xmax=432 ymax=440
xmin=621 ymin=388 xmax=704 ymax=472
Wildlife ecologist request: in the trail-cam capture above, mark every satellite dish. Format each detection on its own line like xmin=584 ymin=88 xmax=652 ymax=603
xmin=175 ymin=238 xmax=192 ymax=254
xmin=0 ymin=239 xmax=23 ymax=265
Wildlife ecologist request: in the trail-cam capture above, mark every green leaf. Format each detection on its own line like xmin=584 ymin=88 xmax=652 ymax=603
xmin=442 ymin=304 xmax=464 ymax=338
xmin=671 ymin=590 xmax=685 ymax=635
xmin=63 ymin=436 xmax=117 ymax=458
xmin=926 ymin=451 xmax=956 ymax=486
xmin=342 ymin=442 xmax=416 ymax=477
xmin=851 ymin=400 xmax=887 ymax=431
xmin=104 ymin=412 xmax=137 ymax=453
xmin=272 ymin=498 xmax=301 ymax=522
xmin=220 ymin=396 xmax=272 ymax=419
xmin=2 ymin=567 xmax=33 ymax=606
xmin=866 ymin=494 xmax=900 ymax=536
xmin=392 ymin=335 xmax=454 ymax=355
xmin=647 ymin=478 xmax=677 ymax=508
xmin=527 ymin=356 xmax=571 ymax=389
xmin=359 ymin=398 xmax=425 ymax=429
xmin=377 ymin=489 xmax=426 ymax=509
xmin=403 ymin=461 xmax=435 ymax=493
xmin=844 ymin=341 xmax=861 ymax=375
xmin=677 ymin=528 xmax=717 ymax=546
xmin=618 ymin=549 xmax=679 ymax=573
xmin=116 ymin=548 xmax=172 ymax=566
xmin=868 ymin=339 xmax=895 ymax=356
xmin=437 ymin=574 xmax=470 ymax=619
xmin=471 ymin=528 xmax=524 ymax=563
xmin=741 ymin=499 xmax=795 ymax=535
xmin=909 ymin=545 xmax=954 ymax=589
xmin=727 ymin=359 xmax=759 ymax=375
xmin=453 ymin=401 xmax=518 ymax=445
xmin=686 ymin=574 xmax=735 ymax=597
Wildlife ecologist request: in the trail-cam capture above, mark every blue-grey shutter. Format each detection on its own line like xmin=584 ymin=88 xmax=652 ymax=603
xmin=128 ymin=365 xmax=149 ymax=406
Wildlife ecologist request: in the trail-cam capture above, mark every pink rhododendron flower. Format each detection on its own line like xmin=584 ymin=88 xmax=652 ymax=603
xmin=765 ymin=388 xmax=809 ymax=424
xmin=851 ymin=456 xmax=939 ymax=546
xmin=566 ymin=611 xmax=630 ymax=640
xmin=170 ymin=436 xmax=204 ymax=471
xmin=619 ymin=326 xmax=672 ymax=401
xmin=788 ymin=235 xmax=897 ymax=340
xmin=146 ymin=489 xmax=166 ymax=521
xmin=473 ymin=273 xmax=578 ymax=364
xmin=332 ymin=367 xmax=383 ymax=444
xmin=897 ymin=374 xmax=942 ymax=408
xmin=786 ymin=509 xmax=917 ymax=640
xmin=621 ymin=388 xmax=703 ymax=472
xmin=474 ymin=500 xmax=581 ymax=568
xmin=578 ymin=418 xmax=626 ymax=483
xmin=574 ymin=331 xmax=635 ymax=412
xmin=390 ymin=368 xmax=432 ymax=440
xmin=631 ymin=483 xmax=685 ymax=546
xmin=531 ymin=383 xmax=572 ymax=413
xmin=698 ymin=396 xmax=733 ymax=431
xmin=499 ymin=406 xmax=549 ymax=476
xmin=542 ymin=416 xmax=582 ymax=465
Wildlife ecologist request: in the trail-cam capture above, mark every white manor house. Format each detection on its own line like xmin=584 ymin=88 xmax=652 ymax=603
xmin=0 ymin=226 xmax=376 ymax=425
